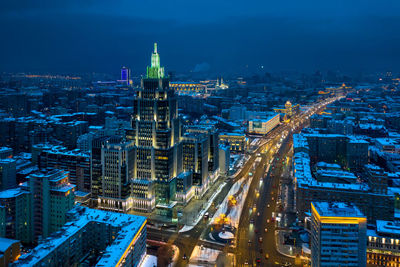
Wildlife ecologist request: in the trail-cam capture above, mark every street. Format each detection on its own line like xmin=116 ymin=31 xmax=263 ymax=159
xmin=146 ymin=98 xmax=339 ymax=267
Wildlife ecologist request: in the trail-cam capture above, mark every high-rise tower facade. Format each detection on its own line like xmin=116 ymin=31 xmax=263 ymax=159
xmin=128 ymin=43 xmax=183 ymax=214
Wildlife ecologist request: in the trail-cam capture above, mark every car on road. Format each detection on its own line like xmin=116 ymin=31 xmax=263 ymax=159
xmin=256 ymin=258 xmax=261 ymax=264
xmin=265 ymin=253 xmax=269 ymax=259
xmin=264 ymin=228 xmax=268 ymax=232
xmin=250 ymin=218 xmax=254 ymax=224
xmin=257 ymin=212 xmax=260 ymax=216
xmin=182 ymin=254 xmax=187 ymax=260
xmin=258 ymin=237 xmax=263 ymax=243
xmin=267 ymin=219 xmax=270 ymax=223
xmin=248 ymin=240 xmax=252 ymax=245
xmin=267 ymin=204 xmax=270 ymax=208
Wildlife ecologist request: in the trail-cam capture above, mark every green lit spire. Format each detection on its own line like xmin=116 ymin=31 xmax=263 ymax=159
xmin=146 ymin=43 xmax=165 ymax=79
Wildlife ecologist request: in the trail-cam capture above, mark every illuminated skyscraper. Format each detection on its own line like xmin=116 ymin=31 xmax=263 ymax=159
xmin=120 ymin=66 xmax=131 ymax=84
xmin=127 ymin=43 xmax=183 ymax=215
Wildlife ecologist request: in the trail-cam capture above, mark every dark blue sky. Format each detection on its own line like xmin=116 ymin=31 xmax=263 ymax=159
xmin=1 ymin=0 xmax=399 ymax=75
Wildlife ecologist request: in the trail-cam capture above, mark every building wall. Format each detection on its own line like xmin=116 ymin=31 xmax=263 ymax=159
xmin=311 ymin=204 xmax=366 ymax=267
xmin=0 ymin=190 xmax=33 ymax=244
xmin=219 ymin=145 xmax=230 ymax=176
xmin=296 ymin=185 xmax=393 ymax=222
xmin=248 ymin=114 xmax=280 ymax=135
xmin=0 ymin=159 xmax=16 ymax=191
xmin=219 ymin=134 xmax=246 ymax=153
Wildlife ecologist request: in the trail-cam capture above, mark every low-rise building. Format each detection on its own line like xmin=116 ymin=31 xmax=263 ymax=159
xmin=170 ymin=82 xmax=207 ymax=95
xmin=367 ymin=220 xmax=400 ymax=266
xmin=294 ymin=151 xmax=393 ymax=222
xmin=248 ymin=114 xmax=280 ymax=135
xmin=219 ymin=133 xmax=247 ymax=153
xmin=0 ymin=238 xmax=20 ymax=266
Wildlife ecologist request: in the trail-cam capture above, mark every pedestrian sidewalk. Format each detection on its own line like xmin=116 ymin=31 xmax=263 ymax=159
xmin=275 ymin=230 xmax=297 ymax=258
xmin=179 ymin=180 xmax=227 ymax=232
xmin=275 ymin=230 xmax=309 ymax=262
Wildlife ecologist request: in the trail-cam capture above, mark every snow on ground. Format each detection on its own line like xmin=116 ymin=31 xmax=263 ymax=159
xmin=179 ymin=182 xmax=227 ymax=233
xmin=139 ymin=254 xmax=157 ymax=267
xmin=212 ymin=163 xmax=270 ymax=228
xmin=179 ymin=224 xmax=195 ymax=233
xmin=210 ymin=177 xmax=245 ymax=225
xmin=172 ymin=245 xmax=179 ymax=265
xmin=210 ymin=170 xmax=255 ymax=228
xmin=219 ymin=231 xmax=234 ymax=239
xmin=230 ymin=154 xmax=247 ymax=177
xmin=189 ymin=245 xmax=221 ymax=265
xmin=228 ymin=179 xmax=251 ymax=228
xmin=302 ymin=243 xmax=311 ymax=254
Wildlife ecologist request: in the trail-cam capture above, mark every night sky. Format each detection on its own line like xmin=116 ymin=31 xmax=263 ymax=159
xmin=1 ymin=0 xmax=399 ymax=75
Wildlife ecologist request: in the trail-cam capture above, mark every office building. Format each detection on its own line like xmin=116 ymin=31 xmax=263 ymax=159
xmin=182 ymin=132 xmax=208 ymax=197
xmin=90 ymin=135 xmax=121 ymax=202
xmin=27 ymin=168 xmax=75 ymax=240
xmin=126 ymin=43 xmax=184 ymax=215
xmin=175 ymin=172 xmax=193 ymax=204
xmin=219 ymin=143 xmax=230 ymax=177
xmin=311 ymin=202 xmax=367 ymax=267
xmin=120 ymin=66 xmax=131 ymax=84
xmin=185 ymin=125 xmax=220 ymax=174
xmin=13 ymin=206 xmax=147 ymax=267
xmin=97 ymin=141 xmax=134 ymax=212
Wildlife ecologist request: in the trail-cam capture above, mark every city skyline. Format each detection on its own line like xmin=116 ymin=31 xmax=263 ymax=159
xmin=1 ymin=2 xmax=400 ymax=267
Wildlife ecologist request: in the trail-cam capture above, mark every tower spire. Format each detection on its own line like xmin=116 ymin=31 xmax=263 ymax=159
xmin=147 ymin=42 xmax=164 ymax=78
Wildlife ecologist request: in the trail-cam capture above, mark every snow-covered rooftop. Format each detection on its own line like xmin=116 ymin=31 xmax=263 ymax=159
xmin=15 ymin=206 xmax=146 ymax=266
xmin=313 ymin=202 xmax=365 ymax=218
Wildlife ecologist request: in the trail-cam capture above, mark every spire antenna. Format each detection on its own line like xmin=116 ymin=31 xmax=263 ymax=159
xmin=154 ymin=43 xmax=157 ymax=53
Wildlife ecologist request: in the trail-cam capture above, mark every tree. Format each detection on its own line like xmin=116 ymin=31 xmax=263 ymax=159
xmin=157 ymin=244 xmax=174 ymax=267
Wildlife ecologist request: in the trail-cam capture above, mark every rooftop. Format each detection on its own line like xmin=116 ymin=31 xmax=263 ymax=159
xmin=312 ymin=202 xmax=365 ymax=219
xmin=0 ymin=188 xmax=28 ymax=199
xmin=0 ymin=147 xmax=12 ymax=153
xmin=376 ymin=220 xmax=400 ymax=236
xmin=15 ymin=206 xmax=146 ymax=266
xmin=0 ymin=237 xmax=19 ymax=253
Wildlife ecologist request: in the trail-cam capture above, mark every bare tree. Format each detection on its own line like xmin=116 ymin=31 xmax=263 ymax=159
xmin=157 ymin=244 xmax=174 ymax=267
